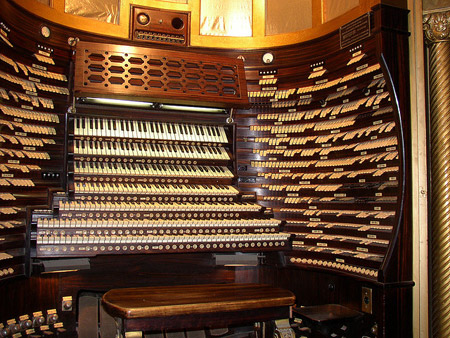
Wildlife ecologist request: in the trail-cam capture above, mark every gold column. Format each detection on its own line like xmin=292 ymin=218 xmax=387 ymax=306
xmin=423 ymin=9 xmax=450 ymax=338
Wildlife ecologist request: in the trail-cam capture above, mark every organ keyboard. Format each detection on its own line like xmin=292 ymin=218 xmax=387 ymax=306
xmin=32 ymin=110 xmax=291 ymax=257
xmin=73 ymin=161 xmax=234 ymax=180
xmin=74 ymin=117 xmax=228 ymax=143
xmin=72 ymin=140 xmax=230 ymax=160
xmin=36 ymin=233 xmax=288 ymax=257
xmin=58 ymin=200 xmax=261 ymax=213
xmin=73 ymin=182 xmax=240 ymax=198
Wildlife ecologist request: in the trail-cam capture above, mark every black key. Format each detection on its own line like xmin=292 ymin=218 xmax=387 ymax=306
xmin=211 ymin=126 xmax=218 ymax=137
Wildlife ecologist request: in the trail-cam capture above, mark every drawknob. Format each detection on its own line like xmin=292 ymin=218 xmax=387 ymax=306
xmin=20 ymin=319 xmax=32 ymax=330
xmin=47 ymin=313 xmax=58 ymax=324
xmin=32 ymin=315 xmax=45 ymax=327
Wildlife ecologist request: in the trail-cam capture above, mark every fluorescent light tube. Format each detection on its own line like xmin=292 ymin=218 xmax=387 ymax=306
xmin=159 ymin=104 xmax=226 ymax=113
xmin=84 ymin=97 xmax=154 ymax=108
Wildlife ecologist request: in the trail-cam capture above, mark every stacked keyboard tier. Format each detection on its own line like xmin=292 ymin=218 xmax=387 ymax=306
xmin=34 ymin=109 xmax=290 ymax=257
xmin=0 ymin=21 xmax=70 ymax=280
xmin=236 ymin=42 xmax=404 ymax=282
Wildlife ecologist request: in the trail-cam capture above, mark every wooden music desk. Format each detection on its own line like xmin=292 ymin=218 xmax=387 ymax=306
xmin=102 ymin=283 xmax=295 ymax=334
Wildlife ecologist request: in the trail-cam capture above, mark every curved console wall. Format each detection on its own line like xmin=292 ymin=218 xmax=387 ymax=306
xmin=236 ymin=25 xmax=408 ymax=283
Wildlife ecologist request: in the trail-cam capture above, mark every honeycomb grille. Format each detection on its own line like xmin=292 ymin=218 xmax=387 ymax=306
xmin=74 ymin=41 xmax=248 ymax=107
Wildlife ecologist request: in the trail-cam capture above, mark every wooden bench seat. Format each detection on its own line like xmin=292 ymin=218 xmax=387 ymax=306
xmin=102 ymin=283 xmax=295 ymax=333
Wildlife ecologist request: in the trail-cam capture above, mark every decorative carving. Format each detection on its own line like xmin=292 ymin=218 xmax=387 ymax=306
xmin=423 ymin=10 xmax=450 ymax=43
xmin=425 ymin=8 xmax=450 ymax=338
xmin=74 ymin=41 xmax=249 ymax=108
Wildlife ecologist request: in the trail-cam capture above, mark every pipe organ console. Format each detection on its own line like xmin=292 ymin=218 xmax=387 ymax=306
xmin=0 ymin=2 xmax=411 ymax=337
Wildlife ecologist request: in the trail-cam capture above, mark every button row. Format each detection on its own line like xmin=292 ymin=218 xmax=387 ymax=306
xmin=59 ymin=201 xmax=262 ymax=212
xmin=38 ymin=218 xmax=281 ymax=228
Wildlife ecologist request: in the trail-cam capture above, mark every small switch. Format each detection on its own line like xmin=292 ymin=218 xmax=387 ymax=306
xmin=361 ymin=287 xmax=372 ymax=314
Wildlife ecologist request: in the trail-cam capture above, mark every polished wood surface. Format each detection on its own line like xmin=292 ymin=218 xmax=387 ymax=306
xmin=102 ymin=283 xmax=295 ymax=319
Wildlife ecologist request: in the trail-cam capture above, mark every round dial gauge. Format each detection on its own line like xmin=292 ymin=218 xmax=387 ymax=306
xmin=137 ymin=13 xmax=150 ymax=25
xmin=262 ymin=52 xmax=274 ymax=64
xmin=40 ymin=25 xmax=51 ymax=38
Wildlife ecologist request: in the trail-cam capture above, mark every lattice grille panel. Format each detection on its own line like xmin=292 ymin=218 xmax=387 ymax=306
xmin=74 ymin=41 xmax=248 ymax=107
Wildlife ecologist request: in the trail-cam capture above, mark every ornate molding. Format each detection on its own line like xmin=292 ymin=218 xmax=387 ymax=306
xmin=424 ymin=10 xmax=450 ymax=43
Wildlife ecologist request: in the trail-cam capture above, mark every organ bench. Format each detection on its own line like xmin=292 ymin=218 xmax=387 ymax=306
xmin=101 ymin=283 xmax=296 ymax=337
